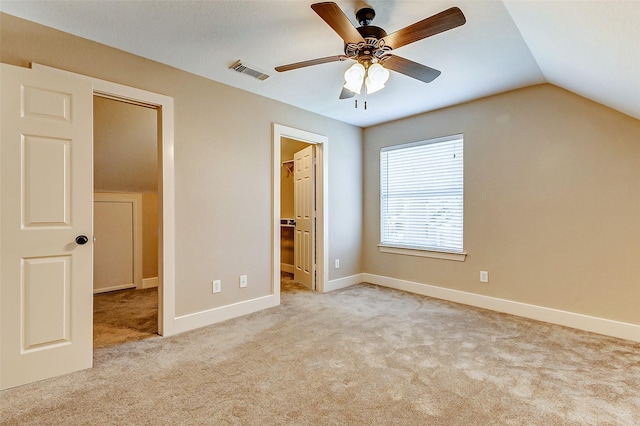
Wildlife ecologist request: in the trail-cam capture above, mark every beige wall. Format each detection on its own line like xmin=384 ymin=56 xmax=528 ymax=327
xmin=94 ymin=96 xmax=158 ymax=194
xmin=1 ymin=13 xmax=363 ymax=315
xmin=363 ymin=84 xmax=640 ymax=325
xmin=142 ymin=193 xmax=158 ymax=279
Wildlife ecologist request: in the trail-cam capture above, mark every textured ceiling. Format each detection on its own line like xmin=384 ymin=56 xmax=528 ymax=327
xmin=1 ymin=0 xmax=638 ymax=127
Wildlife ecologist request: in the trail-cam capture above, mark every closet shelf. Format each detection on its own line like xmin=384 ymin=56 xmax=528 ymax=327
xmin=282 ymin=160 xmax=294 ymax=175
xmin=280 ymin=218 xmax=296 ymax=227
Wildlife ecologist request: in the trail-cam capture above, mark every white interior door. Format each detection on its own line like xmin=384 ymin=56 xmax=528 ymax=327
xmin=293 ymin=145 xmax=315 ymax=289
xmin=0 ymin=64 xmax=94 ymax=389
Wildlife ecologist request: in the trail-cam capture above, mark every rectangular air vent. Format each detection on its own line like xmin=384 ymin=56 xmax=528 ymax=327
xmin=229 ymin=60 xmax=270 ymax=81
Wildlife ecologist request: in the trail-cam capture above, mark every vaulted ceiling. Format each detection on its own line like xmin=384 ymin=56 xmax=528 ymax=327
xmin=1 ymin=1 xmax=638 ymax=127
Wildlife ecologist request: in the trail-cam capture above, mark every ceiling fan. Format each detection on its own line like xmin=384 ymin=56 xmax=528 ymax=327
xmin=275 ymin=2 xmax=466 ymax=100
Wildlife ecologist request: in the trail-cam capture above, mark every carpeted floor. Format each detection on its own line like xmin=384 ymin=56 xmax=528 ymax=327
xmin=93 ymin=287 xmax=158 ymax=349
xmin=2 ymin=275 xmax=639 ymax=425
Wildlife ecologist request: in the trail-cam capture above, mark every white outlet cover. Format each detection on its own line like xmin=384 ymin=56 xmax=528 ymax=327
xmin=239 ymin=275 xmax=247 ymax=288
xmin=213 ymin=280 xmax=221 ymax=293
xmin=480 ymin=271 xmax=489 ymax=283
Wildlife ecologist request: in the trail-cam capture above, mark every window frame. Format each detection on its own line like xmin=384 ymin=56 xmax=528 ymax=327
xmin=378 ymin=134 xmax=466 ymax=261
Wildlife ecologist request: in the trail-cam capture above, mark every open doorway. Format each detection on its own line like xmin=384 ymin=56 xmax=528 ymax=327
xmin=92 ymin=96 xmax=159 ymax=348
xmin=272 ymin=124 xmax=328 ymax=297
xmin=0 ymin=63 xmax=176 ymax=388
xmin=48 ymin=63 xmax=180 ymax=339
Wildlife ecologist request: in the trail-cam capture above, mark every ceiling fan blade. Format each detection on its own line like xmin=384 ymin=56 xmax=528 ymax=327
xmin=383 ymin=7 xmax=466 ymax=50
xmin=383 ymin=55 xmax=442 ymax=83
xmin=275 ymin=55 xmax=347 ymax=72
xmin=339 ymin=86 xmax=355 ymax=99
xmin=311 ymin=2 xmax=365 ymax=44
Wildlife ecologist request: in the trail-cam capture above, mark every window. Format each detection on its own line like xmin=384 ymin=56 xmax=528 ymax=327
xmin=380 ymin=134 xmax=464 ymax=256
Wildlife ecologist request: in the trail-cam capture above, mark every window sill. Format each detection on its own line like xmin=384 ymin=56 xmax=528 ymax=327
xmin=378 ymin=245 xmax=467 ymax=262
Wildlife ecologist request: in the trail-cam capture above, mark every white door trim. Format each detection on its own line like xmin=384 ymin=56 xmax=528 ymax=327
xmin=32 ymin=63 xmax=176 ymax=336
xmin=93 ymin=192 xmax=143 ymax=293
xmin=272 ymin=124 xmax=328 ymax=295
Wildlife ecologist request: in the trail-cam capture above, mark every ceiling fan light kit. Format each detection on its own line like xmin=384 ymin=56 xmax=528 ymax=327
xmin=275 ymin=2 xmax=466 ymax=107
xmin=343 ymin=60 xmax=390 ymax=98
xmin=343 ymin=62 xmax=365 ymax=94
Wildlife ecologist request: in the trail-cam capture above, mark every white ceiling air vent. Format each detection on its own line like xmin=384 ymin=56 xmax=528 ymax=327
xmin=229 ymin=60 xmax=270 ymax=81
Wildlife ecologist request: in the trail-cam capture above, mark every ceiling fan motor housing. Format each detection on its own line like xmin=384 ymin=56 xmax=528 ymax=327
xmin=356 ymin=7 xmax=376 ymax=26
xmin=356 ymin=25 xmax=387 ymax=40
xmin=345 ymin=25 xmax=390 ymax=62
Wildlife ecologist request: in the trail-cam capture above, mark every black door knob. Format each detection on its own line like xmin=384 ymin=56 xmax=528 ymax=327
xmin=75 ymin=235 xmax=89 ymax=245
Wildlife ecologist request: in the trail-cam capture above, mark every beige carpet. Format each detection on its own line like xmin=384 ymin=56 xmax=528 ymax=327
xmin=93 ymin=287 xmax=158 ymax=349
xmin=2 ymin=275 xmax=639 ymax=425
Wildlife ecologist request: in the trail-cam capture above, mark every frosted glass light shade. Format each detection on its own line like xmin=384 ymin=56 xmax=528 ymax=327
xmin=343 ymin=63 xmax=365 ymax=94
xmin=365 ymin=63 xmax=390 ymax=94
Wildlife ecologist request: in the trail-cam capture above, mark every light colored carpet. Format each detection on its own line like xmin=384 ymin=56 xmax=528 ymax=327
xmin=93 ymin=287 xmax=158 ymax=349
xmin=1 ymin=275 xmax=639 ymax=425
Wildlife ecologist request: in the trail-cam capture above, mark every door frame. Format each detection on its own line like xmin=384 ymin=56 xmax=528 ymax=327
xmin=272 ymin=124 xmax=328 ymax=295
xmin=33 ymin=63 xmax=176 ymax=336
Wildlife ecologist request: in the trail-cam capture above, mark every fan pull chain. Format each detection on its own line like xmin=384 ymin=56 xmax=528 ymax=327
xmin=354 ymin=97 xmax=368 ymax=110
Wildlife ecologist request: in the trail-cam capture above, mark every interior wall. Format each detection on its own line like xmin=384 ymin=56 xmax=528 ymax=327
xmin=93 ymin=96 xmax=157 ymax=193
xmin=363 ymin=84 xmax=640 ymax=325
xmin=94 ymin=96 xmax=158 ymax=281
xmin=0 ymin=12 xmax=363 ymax=315
xmin=93 ymin=199 xmax=135 ymax=292
xmin=142 ymin=193 xmax=158 ymax=279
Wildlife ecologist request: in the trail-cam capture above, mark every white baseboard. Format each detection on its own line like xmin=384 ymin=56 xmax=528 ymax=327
xmin=174 ymin=294 xmax=280 ymax=334
xmin=280 ymin=263 xmax=295 ymax=274
xmin=141 ymin=277 xmax=159 ymax=289
xmin=324 ymin=273 xmax=364 ymax=292
xmin=363 ymin=273 xmax=640 ymax=343
xmin=93 ymin=284 xmax=136 ymax=294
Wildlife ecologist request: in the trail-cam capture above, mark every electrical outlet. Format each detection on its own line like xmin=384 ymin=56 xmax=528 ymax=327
xmin=239 ymin=275 xmax=247 ymax=288
xmin=212 ymin=280 xmax=221 ymax=293
xmin=480 ymin=271 xmax=489 ymax=283
xmin=335 ymin=259 xmax=340 ymax=269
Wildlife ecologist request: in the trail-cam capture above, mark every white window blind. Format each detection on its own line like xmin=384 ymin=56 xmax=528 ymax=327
xmin=380 ymin=134 xmax=464 ymax=253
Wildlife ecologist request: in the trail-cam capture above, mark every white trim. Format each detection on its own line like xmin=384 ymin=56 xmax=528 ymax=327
xmin=363 ymin=273 xmax=640 ymax=343
xmin=378 ymin=245 xmax=467 ymax=261
xmin=325 ymin=274 xmax=364 ymax=292
xmin=280 ymin=263 xmax=295 ymax=274
xmin=93 ymin=284 xmax=136 ymax=294
xmin=94 ymin=192 xmax=143 ymax=289
xmin=32 ymin=63 xmax=176 ymax=337
xmin=142 ymin=277 xmax=159 ymax=289
xmin=272 ymin=124 xmax=329 ymax=296
xmin=174 ymin=295 xmax=279 ymax=334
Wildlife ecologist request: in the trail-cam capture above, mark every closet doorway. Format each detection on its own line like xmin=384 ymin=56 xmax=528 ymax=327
xmin=93 ymin=96 xmax=159 ymax=348
xmin=272 ymin=124 xmax=328 ymax=295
